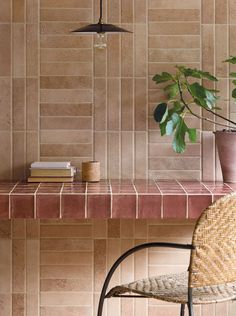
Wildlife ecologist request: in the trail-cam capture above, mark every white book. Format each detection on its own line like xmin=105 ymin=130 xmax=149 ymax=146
xmin=31 ymin=161 xmax=71 ymax=169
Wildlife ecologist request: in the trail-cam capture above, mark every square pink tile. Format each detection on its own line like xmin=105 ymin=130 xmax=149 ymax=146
xmin=163 ymin=195 xmax=187 ymax=219
xmin=10 ymin=195 xmax=34 ymax=218
xmin=138 ymin=195 xmax=161 ymax=218
xmin=112 ymin=195 xmax=136 ymax=218
xmin=188 ymin=195 xmax=212 ymax=219
xmin=36 ymin=195 xmax=60 ymax=218
xmin=61 ymin=194 xmax=85 ymax=218
xmin=87 ymin=194 xmax=111 ymax=218
xmin=203 ymin=182 xmax=233 ymax=195
xmin=0 ymin=195 xmax=9 ymax=218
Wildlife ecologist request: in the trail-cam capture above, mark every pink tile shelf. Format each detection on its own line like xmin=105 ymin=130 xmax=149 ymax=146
xmin=0 ymin=180 xmax=235 ymax=219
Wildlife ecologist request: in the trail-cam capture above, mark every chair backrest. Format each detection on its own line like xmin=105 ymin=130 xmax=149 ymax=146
xmin=189 ymin=193 xmax=236 ymax=288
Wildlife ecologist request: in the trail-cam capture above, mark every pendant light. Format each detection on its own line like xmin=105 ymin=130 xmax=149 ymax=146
xmin=71 ymin=0 xmax=131 ymax=49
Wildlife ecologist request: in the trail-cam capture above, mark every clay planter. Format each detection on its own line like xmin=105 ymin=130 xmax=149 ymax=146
xmin=214 ymin=130 xmax=236 ymax=183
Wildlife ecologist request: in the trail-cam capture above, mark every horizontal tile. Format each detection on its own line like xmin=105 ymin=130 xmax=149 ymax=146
xmin=41 ymin=36 xmax=92 ymax=48
xmin=149 ymin=49 xmax=200 ymax=63
xmin=41 ymin=130 xmax=92 ymax=144
xmin=148 ymin=0 xmax=201 ymax=9
xmin=40 ymin=239 xmax=93 ymax=251
xmin=40 ymin=0 xmax=92 ymax=8
xmin=40 ymin=265 xmax=92 ymax=278
xmin=41 ymin=278 xmax=92 ymax=291
xmin=41 ymin=8 xmax=92 ymax=21
xmin=40 ymin=306 xmax=92 ymax=316
xmin=40 ymin=89 xmax=92 ymax=103
xmin=149 ymin=22 xmax=200 ymax=35
xmin=40 ymin=224 xmax=92 ymax=237
xmin=149 ymin=35 xmax=200 ymax=49
xmin=40 ymin=117 xmax=92 ymax=130
xmin=40 ymin=292 xmax=92 ymax=306
xmin=41 ymin=62 xmax=93 ymax=75
xmin=40 ymin=48 xmax=92 ymax=62
xmin=40 ymin=103 xmax=92 ymax=116
xmin=40 ymin=76 xmax=92 ymax=89
xmin=149 ymin=9 xmax=200 ymax=22
xmin=40 ymin=144 xmax=92 ymax=157
xmin=40 ymin=251 xmax=92 ymax=265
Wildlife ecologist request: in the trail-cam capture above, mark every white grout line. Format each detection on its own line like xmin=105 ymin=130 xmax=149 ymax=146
xmin=85 ymin=181 xmax=88 ymax=218
xmin=59 ymin=183 xmax=64 ymax=218
xmin=131 ymin=180 xmax=138 ymax=219
xmin=109 ymin=179 xmax=113 ymax=218
xmin=176 ymin=180 xmax=189 ymax=218
xmin=153 ymin=180 xmax=163 ymax=218
xmin=34 ymin=183 xmax=41 ymax=219
xmin=8 ymin=183 xmax=19 ymax=219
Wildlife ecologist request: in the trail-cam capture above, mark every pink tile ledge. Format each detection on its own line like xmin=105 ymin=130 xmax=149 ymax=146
xmin=0 ymin=180 xmax=234 ymax=219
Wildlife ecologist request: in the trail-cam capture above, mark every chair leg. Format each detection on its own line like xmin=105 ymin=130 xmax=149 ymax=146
xmin=187 ymin=288 xmax=194 ymax=316
xmin=180 ymin=304 xmax=185 ymax=316
xmin=187 ymin=302 xmax=194 ymax=316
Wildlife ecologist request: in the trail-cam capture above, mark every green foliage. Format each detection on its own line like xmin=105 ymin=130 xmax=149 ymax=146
xmin=152 ymin=57 xmax=236 ymax=153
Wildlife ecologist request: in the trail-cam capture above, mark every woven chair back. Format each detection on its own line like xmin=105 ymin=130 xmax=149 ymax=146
xmin=189 ymin=193 xmax=236 ymax=288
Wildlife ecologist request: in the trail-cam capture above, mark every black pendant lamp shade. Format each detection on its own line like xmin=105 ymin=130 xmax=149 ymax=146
xmin=71 ymin=0 xmax=131 ymax=34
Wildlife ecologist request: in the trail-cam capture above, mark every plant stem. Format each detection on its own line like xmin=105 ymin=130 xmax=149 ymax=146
xmin=177 ymin=79 xmax=232 ymax=129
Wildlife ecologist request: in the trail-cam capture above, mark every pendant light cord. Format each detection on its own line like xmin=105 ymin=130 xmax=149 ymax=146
xmin=99 ymin=0 xmax=103 ymax=23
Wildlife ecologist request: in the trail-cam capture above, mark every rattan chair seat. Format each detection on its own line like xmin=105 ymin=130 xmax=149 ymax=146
xmin=106 ymin=272 xmax=236 ymax=304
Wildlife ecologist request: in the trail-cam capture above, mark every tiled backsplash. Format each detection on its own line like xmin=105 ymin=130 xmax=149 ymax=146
xmin=0 ymin=0 xmax=235 ymax=181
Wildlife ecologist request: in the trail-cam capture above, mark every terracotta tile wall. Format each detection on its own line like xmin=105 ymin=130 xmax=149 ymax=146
xmin=1 ymin=0 xmax=235 ymax=181
xmin=1 ymin=219 xmax=236 ymax=316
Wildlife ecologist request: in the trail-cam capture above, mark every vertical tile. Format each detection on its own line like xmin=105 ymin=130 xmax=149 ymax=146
xmin=12 ymin=239 xmax=26 ymax=292
xmin=121 ymin=78 xmax=134 ymax=131
xmin=0 ymin=78 xmax=11 ymax=130
xmin=94 ymin=46 xmax=107 ymax=77
xmin=0 ymin=240 xmax=11 ymax=292
xmin=135 ymin=78 xmax=147 ymax=130
xmin=135 ymin=0 xmax=146 ymax=23
xmin=202 ymin=24 xmax=214 ymax=75
xmin=26 ymin=78 xmax=39 ymax=130
xmin=107 ymin=36 xmax=121 ymax=77
xmin=94 ymin=132 xmax=107 ymax=179
xmin=108 ymin=132 xmax=120 ymax=178
xmin=215 ymin=0 xmax=228 ymax=24
xmin=26 ymin=131 xmax=39 ymax=169
xmin=215 ymin=25 xmax=228 ymax=77
xmin=0 ymin=132 xmax=12 ymax=180
xmin=13 ymin=78 xmax=26 ymax=130
xmin=13 ymin=131 xmax=26 ymax=180
xmin=26 ymin=0 xmax=39 ymax=23
xmin=94 ymin=78 xmax=107 ymax=131
xmin=107 ymin=0 xmax=120 ymax=23
xmin=121 ymin=30 xmax=134 ymax=77
xmin=135 ymin=132 xmax=147 ymax=179
xmin=0 ymin=24 xmax=11 ymax=76
xmin=202 ymin=131 xmax=215 ymax=181
xmin=12 ymin=24 xmax=25 ymax=78
xmin=94 ymin=239 xmax=107 ymax=291
xmin=0 ymin=1 xmax=11 ymax=22
xmin=107 ymin=78 xmax=120 ymax=131
xmin=13 ymin=0 xmax=25 ymax=22
xmin=26 ymin=24 xmax=39 ymax=77
xmin=121 ymin=0 xmax=133 ymax=23
xmin=26 ymin=240 xmax=39 ymax=293
xmin=0 ymin=294 xmax=11 ymax=316
xmin=135 ymin=24 xmax=147 ymax=77
xmin=12 ymin=293 xmax=25 ymax=316
xmin=121 ymin=131 xmax=134 ymax=179
xmin=202 ymin=0 xmax=214 ymax=24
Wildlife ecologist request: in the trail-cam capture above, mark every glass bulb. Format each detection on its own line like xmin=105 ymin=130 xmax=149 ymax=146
xmin=94 ymin=33 xmax=107 ymax=50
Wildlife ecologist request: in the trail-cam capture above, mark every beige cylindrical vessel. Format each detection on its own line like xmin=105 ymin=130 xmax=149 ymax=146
xmin=82 ymin=161 xmax=100 ymax=182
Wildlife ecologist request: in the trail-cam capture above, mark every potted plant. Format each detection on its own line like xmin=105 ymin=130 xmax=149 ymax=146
xmin=153 ymin=56 xmax=236 ymax=182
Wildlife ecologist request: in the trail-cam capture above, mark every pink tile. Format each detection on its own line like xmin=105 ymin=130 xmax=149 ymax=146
xmin=156 ymin=180 xmax=185 ymax=194
xmin=61 ymin=194 xmax=85 ymax=218
xmin=112 ymin=195 xmax=136 ymax=218
xmin=87 ymin=181 xmax=110 ymax=194
xmin=63 ymin=183 xmax=86 ymax=194
xmin=87 ymin=194 xmax=111 ymax=218
xmin=203 ymin=182 xmax=233 ymax=195
xmin=13 ymin=182 xmax=39 ymax=194
xmin=10 ymin=195 xmax=34 ymax=218
xmin=0 ymin=182 xmax=17 ymax=193
xmin=0 ymin=195 xmax=9 ymax=218
xmin=179 ymin=181 xmax=211 ymax=194
xmin=37 ymin=183 xmax=62 ymax=194
xmin=134 ymin=179 xmax=160 ymax=194
xmin=36 ymin=195 xmax=60 ymax=218
xmin=188 ymin=195 xmax=212 ymax=219
xmin=225 ymin=183 xmax=236 ymax=191
xmin=163 ymin=195 xmax=187 ymax=219
xmin=138 ymin=195 xmax=161 ymax=218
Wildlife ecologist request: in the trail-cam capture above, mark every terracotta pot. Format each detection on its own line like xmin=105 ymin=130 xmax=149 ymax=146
xmin=214 ymin=131 xmax=236 ymax=182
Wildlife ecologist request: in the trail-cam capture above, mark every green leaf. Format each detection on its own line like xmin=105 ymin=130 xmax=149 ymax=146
xmin=187 ymin=128 xmax=197 ymax=143
xmin=152 ymin=72 xmax=173 ymax=84
xmin=166 ymin=120 xmax=174 ymax=135
xmin=172 ymin=118 xmax=187 ymax=153
xmin=224 ymin=56 xmax=236 ymax=64
xmin=177 ymin=67 xmax=217 ymax=81
xmin=153 ymin=103 xmax=168 ymax=123
xmin=189 ymin=82 xmax=206 ymax=99
xmin=205 ymin=90 xmax=217 ymax=109
xmin=160 ymin=121 xmax=167 ymax=136
xmin=164 ymin=83 xmax=179 ymax=98
xmin=230 ymin=72 xmax=236 ymax=78
xmin=233 ymin=80 xmax=236 ymax=85
xmin=232 ymin=88 xmax=236 ymax=99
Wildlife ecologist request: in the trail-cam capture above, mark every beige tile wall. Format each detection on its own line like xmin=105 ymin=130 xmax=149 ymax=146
xmin=1 ymin=0 xmax=235 ymax=181
xmin=1 ymin=219 xmax=236 ymax=316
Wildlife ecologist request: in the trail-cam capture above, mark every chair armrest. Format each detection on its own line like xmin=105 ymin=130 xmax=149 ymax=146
xmin=100 ymin=242 xmax=194 ymax=299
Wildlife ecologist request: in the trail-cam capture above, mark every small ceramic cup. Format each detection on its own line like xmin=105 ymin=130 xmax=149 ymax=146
xmin=82 ymin=161 xmax=100 ymax=182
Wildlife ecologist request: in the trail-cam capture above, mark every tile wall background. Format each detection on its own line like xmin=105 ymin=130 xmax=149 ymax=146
xmin=1 ymin=219 xmax=236 ymax=316
xmin=1 ymin=0 xmax=236 ymax=181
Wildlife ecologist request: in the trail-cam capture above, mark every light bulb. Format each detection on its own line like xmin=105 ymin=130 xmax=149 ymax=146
xmin=94 ymin=33 xmax=107 ymax=49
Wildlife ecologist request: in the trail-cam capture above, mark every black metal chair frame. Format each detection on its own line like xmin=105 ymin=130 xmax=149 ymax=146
xmin=97 ymin=242 xmax=195 ymax=316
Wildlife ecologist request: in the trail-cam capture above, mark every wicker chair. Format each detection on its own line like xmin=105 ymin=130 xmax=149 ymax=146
xmin=97 ymin=193 xmax=236 ymax=316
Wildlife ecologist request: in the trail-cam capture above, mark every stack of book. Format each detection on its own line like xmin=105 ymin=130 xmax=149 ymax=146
xmin=28 ymin=161 xmax=76 ymax=183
